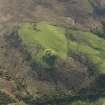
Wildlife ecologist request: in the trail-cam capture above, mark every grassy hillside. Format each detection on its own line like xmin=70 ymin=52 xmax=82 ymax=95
xmin=18 ymin=22 xmax=105 ymax=74
xmin=66 ymin=29 xmax=105 ymax=74
xmin=18 ymin=22 xmax=68 ymax=65
xmin=1 ymin=0 xmax=105 ymax=105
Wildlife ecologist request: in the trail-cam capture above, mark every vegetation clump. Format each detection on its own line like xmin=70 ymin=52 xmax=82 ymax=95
xmin=43 ymin=49 xmax=57 ymax=66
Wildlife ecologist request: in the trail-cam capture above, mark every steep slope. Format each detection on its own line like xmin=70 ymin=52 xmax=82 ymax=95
xmin=1 ymin=23 xmax=91 ymax=103
xmin=0 ymin=0 xmax=105 ymax=105
xmin=3 ymin=21 xmax=104 ymax=105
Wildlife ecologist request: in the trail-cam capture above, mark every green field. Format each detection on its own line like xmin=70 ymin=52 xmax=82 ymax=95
xmin=18 ymin=22 xmax=68 ymax=64
xmin=67 ymin=29 xmax=105 ymax=74
xmin=18 ymin=22 xmax=105 ymax=74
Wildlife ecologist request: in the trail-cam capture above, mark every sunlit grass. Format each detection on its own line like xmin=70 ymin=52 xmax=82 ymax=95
xmin=68 ymin=29 xmax=105 ymax=74
xmin=18 ymin=22 xmax=68 ymax=64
